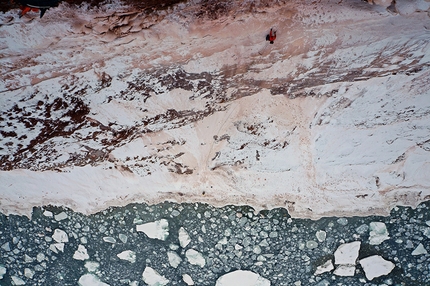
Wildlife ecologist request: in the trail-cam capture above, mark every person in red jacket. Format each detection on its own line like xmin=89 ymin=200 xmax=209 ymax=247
xmin=19 ymin=5 xmax=40 ymax=17
xmin=17 ymin=0 xmax=60 ymax=18
xmin=266 ymin=28 xmax=276 ymax=44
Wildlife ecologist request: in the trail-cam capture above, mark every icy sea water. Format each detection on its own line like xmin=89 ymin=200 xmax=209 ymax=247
xmin=0 ymin=201 xmax=429 ymax=286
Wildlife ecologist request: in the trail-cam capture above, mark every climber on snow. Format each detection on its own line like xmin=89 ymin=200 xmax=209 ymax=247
xmin=266 ymin=28 xmax=276 ymax=44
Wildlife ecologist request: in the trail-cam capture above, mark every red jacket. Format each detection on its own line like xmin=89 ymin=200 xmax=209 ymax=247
xmin=269 ymin=29 xmax=276 ymax=42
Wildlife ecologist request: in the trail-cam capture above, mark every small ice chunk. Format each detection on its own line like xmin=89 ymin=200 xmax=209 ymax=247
xmin=78 ymin=274 xmax=110 ymax=286
xmin=133 ymin=218 xmax=143 ymax=224
xmin=1 ymin=242 xmax=10 ymax=252
xmin=179 ymin=227 xmax=191 ymax=248
xmin=117 ymin=250 xmax=136 ymax=263
xmin=306 ymin=240 xmax=318 ymax=249
xmin=136 ymin=219 xmax=169 ymax=241
xmin=333 ymin=265 xmax=355 ymax=277
xmin=218 ymin=237 xmax=228 ymax=245
xmin=215 ymin=270 xmax=270 ymax=286
xmin=185 ymin=249 xmax=205 ymax=267
xmin=412 ymin=243 xmax=428 ymax=255
xmin=11 ymin=275 xmax=26 ymax=285
xmin=49 ymin=244 xmax=58 ymax=254
xmin=369 ymin=222 xmax=389 ymax=245
xmin=167 ymin=251 xmax=182 ymax=268
xmin=118 ymin=234 xmax=128 ymax=243
xmin=54 ymin=243 xmax=65 ymax=252
xmin=182 ymin=274 xmax=194 ymax=285
xmin=43 ymin=210 xmax=53 ymax=217
xmin=0 ymin=265 xmax=6 ymax=279
xmin=360 ymin=255 xmax=395 ymax=280
xmin=54 ymin=212 xmax=68 ymax=221
xmin=315 ymin=279 xmax=330 ymax=286
xmin=171 ymin=210 xmax=180 ymax=217
xmin=84 ymin=261 xmax=100 ymax=272
xmin=422 ymin=228 xmax=430 ymax=239
xmin=334 ymin=241 xmax=361 ymax=265
xmin=36 ymin=253 xmax=45 ymax=262
xmin=253 ymin=245 xmax=262 ymax=254
xmin=314 ymin=259 xmax=334 ymax=275
xmin=337 ymin=218 xmax=348 ymax=226
xmin=142 ymin=266 xmax=169 ymax=286
xmin=24 ymin=268 xmax=34 ymax=279
xmin=103 ymin=237 xmax=116 ymax=244
xmin=259 ymin=239 xmax=269 ymax=247
xmin=316 ymin=230 xmax=326 ymax=242
xmin=356 ymin=224 xmax=369 ymax=235
xmin=73 ymin=245 xmax=89 ymax=260
xmin=24 ymin=255 xmax=33 ymax=263
xmin=52 ymin=229 xmax=68 ymax=243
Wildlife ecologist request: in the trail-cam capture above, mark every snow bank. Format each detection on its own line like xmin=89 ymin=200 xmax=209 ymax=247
xmin=0 ymin=0 xmax=429 ymax=219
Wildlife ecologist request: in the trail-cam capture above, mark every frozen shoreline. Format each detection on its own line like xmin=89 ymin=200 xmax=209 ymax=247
xmin=1 ymin=0 xmax=430 ymax=218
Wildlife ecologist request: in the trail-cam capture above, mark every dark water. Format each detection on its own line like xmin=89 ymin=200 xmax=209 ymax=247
xmin=0 ymin=201 xmax=429 ymax=285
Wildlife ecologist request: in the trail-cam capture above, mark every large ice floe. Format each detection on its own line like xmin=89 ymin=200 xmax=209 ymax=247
xmin=215 ymin=270 xmax=270 ymax=286
xmin=359 ymin=255 xmax=396 ymax=281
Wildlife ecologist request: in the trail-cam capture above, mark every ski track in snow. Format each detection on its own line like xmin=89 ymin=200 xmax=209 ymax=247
xmin=0 ymin=0 xmax=430 ymax=218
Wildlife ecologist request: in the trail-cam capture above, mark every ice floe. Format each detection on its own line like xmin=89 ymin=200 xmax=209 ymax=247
xmin=306 ymin=240 xmax=318 ymax=249
xmin=24 ymin=268 xmax=34 ymax=279
xmin=84 ymin=261 xmax=100 ymax=272
xmin=118 ymin=233 xmax=128 ymax=243
xmin=43 ymin=210 xmax=53 ymax=217
xmin=11 ymin=275 xmax=26 ymax=285
xmin=0 ymin=265 xmax=6 ymax=279
xmin=215 ymin=270 xmax=270 ymax=286
xmin=412 ymin=243 xmax=428 ymax=255
xmin=52 ymin=229 xmax=68 ymax=243
xmin=333 ymin=265 xmax=355 ymax=277
xmin=316 ymin=230 xmax=326 ymax=242
xmin=136 ymin=219 xmax=169 ymax=241
xmin=1 ymin=242 xmax=10 ymax=252
xmin=185 ymin=249 xmax=205 ymax=267
xmin=50 ymin=242 xmax=64 ymax=253
xmin=182 ymin=274 xmax=194 ymax=285
xmin=54 ymin=212 xmax=68 ymax=221
xmin=334 ymin=241 xmax=361 ymax=265
xmin=73 ymin=244 xmax=90 ymax=260
xmin=142 ymin=266 xmax=169 ymax=286
xmin=369 ymin=222 xmax=389 ymax=245
xmin=117 ymin=250 xmax=136 ymax=263
xmin=179 ymin=227 xmax=191 ymax=248
xmin=314 ymin=259 xmax=334 ymax=275
xmin=167 ymin=251 xmax=182 ymax=268
xmin=78 ymin=274 xmax=109 ymax=286
xmin=359 ymin=255 xmax=395 ymax=280
xmin=103 ymin=237 xmax=116 ymax=243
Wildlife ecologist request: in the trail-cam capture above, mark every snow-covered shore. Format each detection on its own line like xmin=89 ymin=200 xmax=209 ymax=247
xmin=1 ymin=0 xmax=429 ymax=218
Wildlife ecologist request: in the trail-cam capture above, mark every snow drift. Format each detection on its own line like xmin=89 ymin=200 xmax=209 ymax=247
xmin=1 ymin=0 xmax=430 ymax=218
